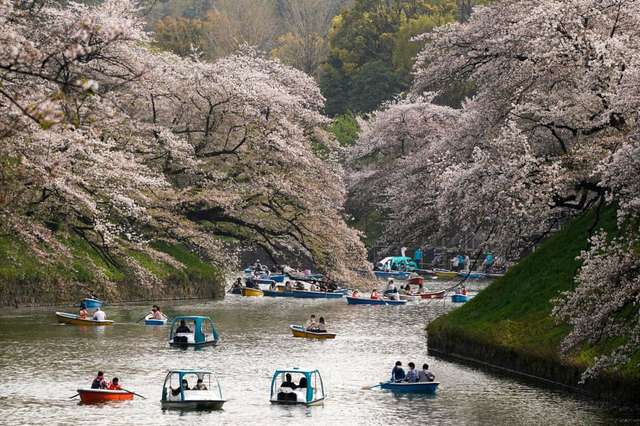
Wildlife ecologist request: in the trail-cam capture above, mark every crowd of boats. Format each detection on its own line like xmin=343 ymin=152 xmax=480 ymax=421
xmin=230 ymin=261 xmax=479 ymax=305
xmin=53 ymin=254 xmax=502 ymax=410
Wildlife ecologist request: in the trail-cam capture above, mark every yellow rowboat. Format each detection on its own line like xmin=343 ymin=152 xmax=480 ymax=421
xmin=435 ymin=270 xmax=458 ymax=279
xmin=55 ymin=311 xmax=114 ymax=326
xmin=289 ymin=324 xmax=336 ymax=339
xmin=241 ymin=287 xmax=264 ymax=297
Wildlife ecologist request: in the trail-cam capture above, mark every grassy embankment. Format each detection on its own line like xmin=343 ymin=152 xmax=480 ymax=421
xmin=427 ymin=207 xmax=640 ymax=401
xmin=0 ymin=232 xmax=224 ymax=306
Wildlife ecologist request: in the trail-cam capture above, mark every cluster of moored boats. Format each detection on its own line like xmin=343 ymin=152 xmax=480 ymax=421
xmin=231 ymin=263 xmax=478 ymax=304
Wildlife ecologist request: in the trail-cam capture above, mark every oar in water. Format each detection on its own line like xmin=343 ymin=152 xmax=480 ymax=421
xmin=136 ymin=314 xmax=149 ymax=323
xmin=122 ymin=388 xmax=146 ymax=399
xmin=361 ymin=383 xmax=382 ymax=390
xmin=69 ymin=393 xmax=79 ymax=399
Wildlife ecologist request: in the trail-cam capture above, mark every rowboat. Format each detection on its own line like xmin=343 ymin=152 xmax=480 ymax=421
xmin=291 ymin=290 xmax=343 ymax=299
xmin=374 ymin=271 xmax=410 ymax=280
xmin=457 ymin=271 xmax=486 ymax=280
xmin=77 ymin=388 xmax=134 ymax=403
xmin=345 ymin=296 xmax=407 ymax=306
xmin=434 ymin=269 xmax=458 ymax=279
xmin=451 ymin=294 xmax=469 ymax=303
xmin=241 ymin=287 xmax=264 ymax=297
xmin=289 ymin=324 xmax=336 ymax=339
xmin=144 ymin=313 xmax=168 ymax=325
xmin=399 ymin=293 xmax=418 ymax=302
xmin=286 ymin=273 xmax=324 ymax=282
xmin=56 ymin=312 xmax=114 ymax=326
xmin=270 ymin=368 xmax=325 ymax=406
xmin=161 ymin=370 xmax=226 ymax=410
xmin=379 ymin=381 xmax=439 ymax=394
xmin=79 ymin=298 xmax=104 ymax=309
xmin=420 ymin=290 xmax=446 ymax=299
xmin=408 ymin=276 xmax=424 ymax=286
xmin=262 ymin=289 xmax=294 ymax=298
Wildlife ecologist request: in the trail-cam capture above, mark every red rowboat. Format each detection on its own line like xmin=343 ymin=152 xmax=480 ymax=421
xmin=420 ymin=290 xmax=446 ymax=299
xmin=77 ymin=388 xmax=134 ymax=404
xmin=408 ymin=276 xmax=424 ymax=286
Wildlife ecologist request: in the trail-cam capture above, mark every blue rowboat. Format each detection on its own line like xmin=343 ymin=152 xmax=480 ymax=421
xmin=144 ymin=313 xmax=168 ymax=325
xmin=451 ymin=294 xmax=468 ymax=303
xmin=345 ymin=296 xmax=407 ymax=306
xmin=374 ymin=271 xmax=410 ymax=280
xmin=79 ymin=298 xmax=103 ymax=309
xmin=270 ymin=274 xmax=286 ymax=283
xmin=291 ymin=290 xmax=344 ymax=299
xmin=457 ymin=271 xmax=486 ymax=280
xmin=379 ymin=381 xmax=439 ymax=394
xmin=262 ymin=289 xmax=294 ymax=297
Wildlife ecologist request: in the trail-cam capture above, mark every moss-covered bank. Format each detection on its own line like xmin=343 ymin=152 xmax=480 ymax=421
xmin=0 ymin=231 xmax=225 ymax=307
xmin=427 ymin=208 xmax=640 ymax=402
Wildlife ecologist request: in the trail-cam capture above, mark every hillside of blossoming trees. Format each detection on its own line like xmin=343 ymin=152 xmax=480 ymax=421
xmin=0 ymin=0 xmax=369 ymax=305
xmin=351 ymin=0 xmax=640 ymax=397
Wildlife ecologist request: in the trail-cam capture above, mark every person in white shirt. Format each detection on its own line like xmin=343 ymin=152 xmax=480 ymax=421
xmin=92 ymin=307 xmax=106 ymax=321
xmin=417 ymin=363 xmax=436 ymax=382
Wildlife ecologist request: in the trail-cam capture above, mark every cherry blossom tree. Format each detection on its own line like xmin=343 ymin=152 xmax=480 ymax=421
xmin=354 ymin=0 xmax=640 ymax=374
xmin=0 ymin=0 xmax=368 ymax=282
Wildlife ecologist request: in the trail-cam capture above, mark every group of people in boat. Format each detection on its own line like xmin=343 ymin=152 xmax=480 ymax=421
xmin=79 ymin=305 xmax=107 ymax=321
xmin=304 ymin=314 xmax=328 ymax=333
xmin=390 ymin=361 xmax=435 ymax=383
xmin=91 ymin=371 xmax=123 ymax=390
xmin=168 ymin=378 xmax=208 ymax=398
xmin=276 ymin=373 xmax=309 ymax=402
xmin=351 ymin=279 xmax=414 ymax=301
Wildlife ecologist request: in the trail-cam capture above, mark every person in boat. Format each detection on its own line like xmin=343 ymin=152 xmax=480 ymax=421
xmin=456 ymin=285 xmax=468 ymax=296
xmin=150 ymin=305 xmax=163 ymax=320
xmin=391 ymin=361 xmax=406 ymax=382
xmin=78 ymin=304 xmax=89 ymax=320
xmin=305 ymin=315 xmax=319 ymax=331
xmin=277 ymin=373 xmax=297 ymax=401
xmin=170 ymin=379 xmax=190 ymax=398
xmin=418 ymin=363 xmax=436 ymax=382
xmin=405 ymin=362 xmax=419 ymax=383
xmin=194 ymin=378 xmax=207 ymax=390
xmin=284 ymin=280 xmax=293 ymax=291
xmin=351 ymin=289 xmax=360 ymax=298
xmin=317 ymin=317 xmax=327 ymax=332
xmin=176 ymin=319 xmax=191 ymax=334
xmin=370 ymin=289 xmax=381 ymax=300
xmin=294 ymin=377 xmax=308 ymax=402
xmin=107 ymin=377 xmax=122 ymax=390
xmin=451 ymin=255 xmax=460 ymax=271
xmin=384 ymin=279 xmax=399 ymax=300
xmin=232 ymin=277 xmax=243 ymax=292
xmin=92 ymin=307 xmax=106 ymax=321
xmin=281 ymin=373 xmax=297 ymax=389
xmin=91 ymin=371 xmax=107 ymax=389
xmin=401 ymin=283 xmax=412 ymax=294
xmin=295 ymin=281 xmax=305 ymax=290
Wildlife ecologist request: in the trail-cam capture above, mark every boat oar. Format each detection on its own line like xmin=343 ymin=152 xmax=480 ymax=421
xmin=361 ymin=383 xmax=382 ymax=390
xmin=122 ymin=388 xmax=146 ymax=399
xmin=69 ymin=393 xmax=79 ymax=399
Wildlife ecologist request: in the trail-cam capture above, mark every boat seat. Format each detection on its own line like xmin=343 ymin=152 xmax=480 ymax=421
xmin=173 ymin=333 xmax=195 ymax=344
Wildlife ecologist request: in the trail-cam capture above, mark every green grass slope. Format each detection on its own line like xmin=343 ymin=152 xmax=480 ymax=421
xmin=427 ymin=207 xmax=640 ymax=397
xmin=0 ymin=231 xmax=224 ymax=306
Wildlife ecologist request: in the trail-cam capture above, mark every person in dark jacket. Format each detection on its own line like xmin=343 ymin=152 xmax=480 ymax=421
xmin=391 ymin=361 xmax=406 ymax=382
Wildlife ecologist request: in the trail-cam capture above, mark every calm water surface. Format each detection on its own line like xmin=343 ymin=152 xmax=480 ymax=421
xmin=1 ymin=287 xmax=638 ymax=425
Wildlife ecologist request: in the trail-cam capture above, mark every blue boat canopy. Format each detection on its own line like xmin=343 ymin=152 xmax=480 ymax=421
xmin=270 ymin=368 xmax=325 ymax=404
xmin=169 ymin=316 xmax=219 ymax=346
